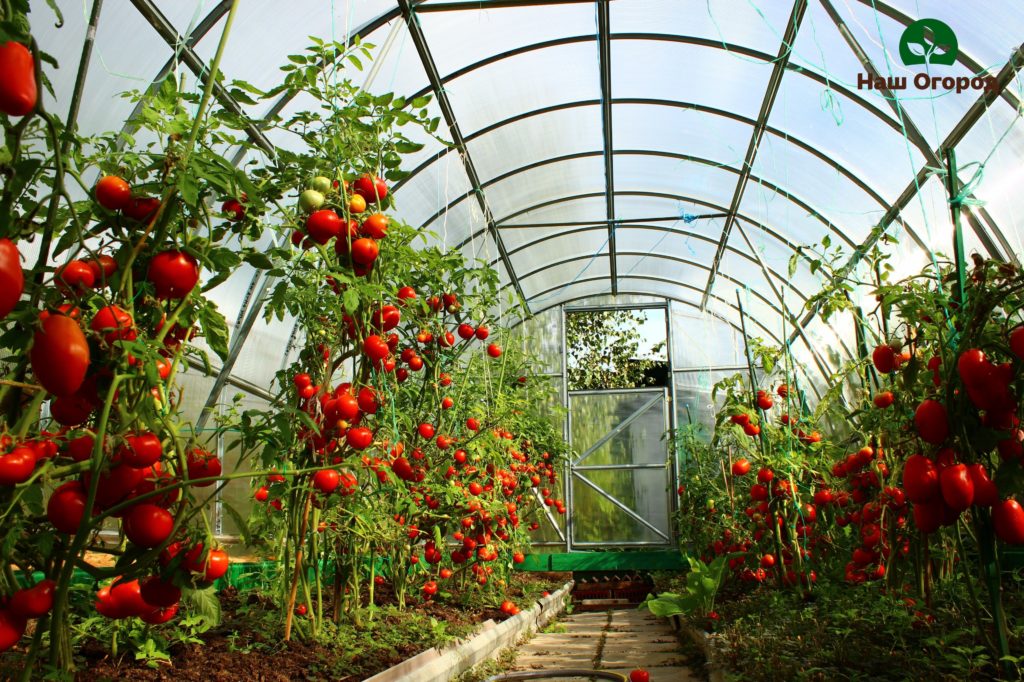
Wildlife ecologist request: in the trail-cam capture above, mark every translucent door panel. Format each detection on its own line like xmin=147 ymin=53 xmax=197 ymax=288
xmin=569 ymin=389 xmax=672 ymax=546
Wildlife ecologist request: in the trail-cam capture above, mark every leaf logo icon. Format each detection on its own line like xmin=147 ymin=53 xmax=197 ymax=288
xmin=899 ymin=18 xmax=958 ymax=66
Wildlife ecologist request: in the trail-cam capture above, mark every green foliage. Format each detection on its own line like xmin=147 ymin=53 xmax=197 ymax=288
xmin=640 ymin=555 xmax=728 ymax=619
xmin=566 ymin=310 xmax=666 ymax=390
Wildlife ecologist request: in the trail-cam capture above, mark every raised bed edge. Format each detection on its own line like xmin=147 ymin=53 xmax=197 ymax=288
xmin=364 ymin=580 xmax=574 ymax=682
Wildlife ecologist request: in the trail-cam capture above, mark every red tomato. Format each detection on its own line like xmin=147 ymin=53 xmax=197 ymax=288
xmin=305 ymin=209 xmax=342 ymax=244
xmin=187 ymin=448 xmax=221 ymax=486
xmin=109 ymin=579 xmax=150 ymax=618
xmin=49 ymin=394 xmax=95 ymax=426
xmin=222 ymin=198 xmax=245 ymax=221
xmin=371 ymin=305 xmax=401 ymax=331
xmin=872 ymin=344 xmax=898 ymax=373
xmin=90 ymin=305 xmax=136 ymax=344
xmin=457 ymin=323 xmax=475 ymax=340
xmin=9 ymin=579 xmax=55 ymax=619
xmin=0 ymin=608 xmax=25 ymax=652
xmin=994 ymin=499 xmax=1024 ymax=544
xmin=139 ymin=576 xmax=182 ymax=609
xmin=95 ymin=176 xmax=131 ymax=210
xmin=0 ymin=447 xmax=35 ymax=485
xmin=363 ymin=334 xmax=389 ymax=362
xmin=124 ymin=504 xmax=174 ymax=548
xmin=914 ymin=400 xmax=949 ymax=445
xmin=353 ymin=174 xmax=388 ymax=204
xmin=47 ymin=481 xmax=87 ymax=533
xmin=0 ymin=239 xmax=23 ymax=320
xmin=140 ymin=603 xmax=179 ymax=625
xmin=512 ymin=551 xmax=525 ymax=564
xmin=421 ymin=580 xmax=438 ymax=597
xmin=184 ymin=544 xmax=229 ymax=582
xmin=346 ymin=427 xmax=373 ymax=450
xmin=629 ymin=670 xmax=650 ymax=682
xmin=87 ymin=254 xmax=118 ymax=284
xmin=1010 ymin=327 xmax=1024 ymax=362
xmin=391 ymin=457 xmax=416 ymax=482
xmin=466 ymin=418 xmax=480 ymax=431
xmin=86 ymin=463 xmax=145 ymax=508
xmin=350 ymin=237 xmax=379 ymax=266
xmin=418 ymin=423 xmax=435 ymax=439
xmin=56 ymin=260 xmax=95 ymax=293
xmin=123 ymin=196 xmax=160 ymax=222
xmin=148 ymin=251 xmax=200 ymax=299
xmin=731 ymin=458 xmax=751 ymax=476
xmin=31 ymin=312 xmax=90 ymax=397
xmin=968 ymin=463 xmax=999 ymax=507
xmin=939 ymin=464 xmax=974 ymax=512
xmin=873 ymin=391 xmax=894 ymax=408
xmin=756 ymin=468 xmax=773 ymax=483
xmin=0 ymin=42 xmax=36 ymax=116
xmin=397 ymin=285 xmax=417 ymax=301
xmin=486 ymin=343 xmax=502 ymax=358
xmin=313 ymin=468 xmax=340 ymax=493
xmin=903 ymin=454 xmax=939 ymax=503
xmin=357 ymin=386 xmax=379 ymax=414
xmin=361 ymin=213 xmax=389 ymax=239
xmin=121 ymin=432 xmax=162 ymax=468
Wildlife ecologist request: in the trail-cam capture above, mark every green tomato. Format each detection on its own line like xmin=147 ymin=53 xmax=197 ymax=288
xmin=310 ymin=176 xmax=332 ymax=194
xmin=706 ymin=499 xmax=715 ymax=510
xmin=298 ymin=189 xmax=325 ymax=213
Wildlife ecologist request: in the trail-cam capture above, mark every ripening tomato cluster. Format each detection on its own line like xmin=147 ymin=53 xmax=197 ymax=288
xmin=292 ymin=174 xmax=390 ymax=276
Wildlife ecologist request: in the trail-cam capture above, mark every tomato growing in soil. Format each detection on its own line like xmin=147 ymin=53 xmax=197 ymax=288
xmin=91 ymin=305 xmax=136 ymax=344
xmin=305 ymin=209 xmax=342 ymax=244
xmin=731 ymin=459 xmax=751 ymax=476
xmin=187 ymin=448 xmax=221 ymax=486
xmin=30 ymin=312 xmax=90 ymax=397
xmin=486 ymin=343 xmax=502 ymax=358
xmin=0 ymin=447 xmax=36 ymax=485
xmin=914 ymin=399 xmax=949 ymax=445
xmin=939 ymin=464 xmax=974 ymax=512
xmin=313 ymin=468 xmax=340 ymax=493
xmin=56 ymin=260 xmax=95 ymax=293
xmin=353 ymin=174 xmax=388 ymax=203
xmin=140 ymin=576 xmax=181 ymax=609
xmin=346 ymin=427 xmax=373 ymax=450
xmin=873 ymin=391 xmax=894 ymax=408
xmin=903 ymin=454 xmax=940 ymax=503
xmin=141 ymin=603 xmax=179 ymax=625
xmin=148 ymin=251 xmax=200 ymax=299
xmin=361 ymin=213 xmax=389 ymax=239
xmin=184 ymin=545 xmax=229 ymax=582
xmin=421 ymin=580 xmax=438 ymax=597
xmin=47 ymin=481 xmax=87 ymax=533
xmin=121 ymin=432 xmax=162 ymax=468
xmin=124 ymin=504 xmax=174 ymax=548
xmin=968 ymin=463 xmax=999 ymax=507
xmin=87 ymin=254 xmax=118 ymax=283
xmin=9 ymin=579 xmax=55 ymax=619
xmin=994 ymin=499 xmax=1024 ymax=544
xmin=95 ymin=176 xmax=131 ymax=210
xmin=351 ymin=237 xmax=379 ymax=266
xmin=363 ymin=334 xmax=390 ymax=362
xmin=0 ymin=41 xmax=37 ymax=116
xmin=872 ymin=344 xmax=898 ymax=373
xmin=466 ymin=418 xmax=480 ymax=431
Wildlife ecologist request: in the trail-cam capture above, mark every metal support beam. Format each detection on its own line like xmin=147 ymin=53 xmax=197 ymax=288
xmin=129 ymin=0 xmax=275 ymax=155
xmin=571 ymin=471 xmax=671 ymax=541
xmin=787 ymin=41 xmax=1024 ymax=347
xmin=597 ymin=0 xmax=617 ymax=294
xmin=397 ymin=0 xmax=530 ymax=314
xmin=419 ymin=0 xmax=596 ymax=10
xmin=701 ymin=0 xmax=808 ymax=310
xmin=819 ymin=0 xmax=1012 ymax=262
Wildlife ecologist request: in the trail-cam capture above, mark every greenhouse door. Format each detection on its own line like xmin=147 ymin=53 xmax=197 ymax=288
xmin=567 ymin=388 xmax=673 ymax=548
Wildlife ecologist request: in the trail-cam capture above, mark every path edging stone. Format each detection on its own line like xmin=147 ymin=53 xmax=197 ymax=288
xmin=364 ymin=580 xmax=574 ymax=682
xmin=669 ymin=614 xmax=727 ymax=682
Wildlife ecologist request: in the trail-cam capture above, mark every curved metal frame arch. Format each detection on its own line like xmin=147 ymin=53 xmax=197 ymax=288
xmin=418 ymin=148 xmax=863 ymax=250
xmin=509 ymin=248 xmax=856 ymax=365
xmin=394 ymin=97 xmax=916 ymax=238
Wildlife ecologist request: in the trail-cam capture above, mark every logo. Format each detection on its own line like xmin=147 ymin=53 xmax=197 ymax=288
xmin=856 ymin=17 xmax=995 ymax=94
xmin=899 ymin=18 xmax=957 ymax=66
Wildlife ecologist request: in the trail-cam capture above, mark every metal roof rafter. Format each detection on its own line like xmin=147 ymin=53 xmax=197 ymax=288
xmin=786 ymin=41 xmax=1024 ymax=347
xmin=397 ymin=0 xmax=530 ymax=314
xmin=700 ymin=0 xmax=808 ymax=310
xmin=597 ymin=0 xmax=617 ymax=294
xmin=818 ymin=0 xmax=1013 ymax=263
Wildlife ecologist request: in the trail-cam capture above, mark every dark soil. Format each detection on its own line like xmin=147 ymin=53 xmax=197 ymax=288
xmin=62 ymin=572 xmax=568 ymax=682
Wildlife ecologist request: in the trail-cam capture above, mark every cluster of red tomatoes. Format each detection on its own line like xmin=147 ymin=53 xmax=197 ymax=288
xmin=292 ymin=174 xmax=389 ymax=276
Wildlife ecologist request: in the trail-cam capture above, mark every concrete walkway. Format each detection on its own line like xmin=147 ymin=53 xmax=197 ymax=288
xmin=511 ymin=609 xmax=699 ymax=681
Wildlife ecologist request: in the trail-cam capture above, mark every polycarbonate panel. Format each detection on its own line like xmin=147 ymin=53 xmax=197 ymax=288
xmin=530 ymin=278 xmax=613 ymax=312
xmin=612 ymin=39 xmax=773 ymax=119
xmin=418 ymin=1 xmax=596 ymax=77
xmin=670 ymin=305 xmax=743 ymax=368
xmin=752 ymin=134 xmax=882 ymax=243
xmin=674 ymin=370 xmax=736 ymax=438
xmin=521 ymin=257 xmax=612 ymax=304
xmin=468 ymin=106 xmax=603 ymax=181
xmin=484 ymin=155 xmax=607 ymax=220
xmin=192 ymin=1 xmax=403 ymax=96
xmin=520 ymin=306 xmax=563 ymax=375
xmin=230 ymin=313 xmax=295 ymax=387
xmin=422 ymin=194 xmax=487 ymax=246
xmin=790 ymin=0 xmax=972 ymax=153
xmin=616 ymin=254 xmax=709 ymax=290
xmin=955 ymin=108 xmax=1024 ymax=257
xmin=176 ymin=371 xmax=217 ymax=428
xmin=716 ymin=246 xmax=803 ymax=320
xmin=34 ymin=3 xmax=174 ymax=139
xmin=572 ymin=474 xmax=667 ymax=544
xmin=218 ymin=391 xmax=272 ymax=535
xmin=500 ymin=194 xmax=607 ymax=227
xmin=613 ymin=155 xmax=740 ymax=210
xmin=390 ymin=153 xmax=473 ymax=230
xmin=739 ymin=182 xmax=836 ymax=250
xmin=614 ymin=194 xmax=725 ymax=228
xmin=730 ymin=221 xmax=823 ymax=298
xmin=768 ymin=69 xmax=925 ymax=200
xmin=612 ymin=103 xmax=751 ymax=169
xmin=614 ymin=223 xmax=722 ymax=262
xmin=727 ymin=281 xmax=785 ymax=342
xmin=444 ymin=42 xmax=601 ymax=134
xmin=610 ymin=0 xmax=796 ymax=54
xmin=616 ymin=276 xmax=703 ymax=309
xmin=506 ymin=229 xmax=609 ymax=272
xmin=572 ymin=392 xmax=666 ymax=467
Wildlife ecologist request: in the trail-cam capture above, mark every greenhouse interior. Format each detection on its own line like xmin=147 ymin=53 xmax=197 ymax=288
xmin=0 ymin=0 xmax=1022 ymax=680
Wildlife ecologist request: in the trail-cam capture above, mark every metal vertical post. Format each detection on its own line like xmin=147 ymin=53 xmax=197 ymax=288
xmin=665 ymin=301 xmax=680 ymax=534
xmin=561 ymin=303 xmax=573 ymax=552
xmin=944 ymin=149 xmax=968 ymax=306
